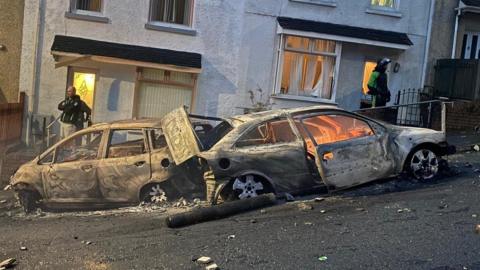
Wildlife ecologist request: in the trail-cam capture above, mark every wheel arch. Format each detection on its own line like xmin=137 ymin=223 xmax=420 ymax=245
xmin=402 ymin=142 xmax=442 ymax=171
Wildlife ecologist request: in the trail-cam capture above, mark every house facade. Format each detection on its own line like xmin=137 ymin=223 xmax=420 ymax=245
xmin=0 ymin=0 xmax=25 ymax=103
xmin=19 ymin=0 xmax=433 ymax=143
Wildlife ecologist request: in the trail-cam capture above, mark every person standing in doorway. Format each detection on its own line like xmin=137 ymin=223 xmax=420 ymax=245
xmin=58 ymin=86 xmax=83 ymax=139
xmin=367 ymin=58 xmax=392 ymax=107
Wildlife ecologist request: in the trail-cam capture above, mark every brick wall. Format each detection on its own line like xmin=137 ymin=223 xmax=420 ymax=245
xmin=446 ymin=101 xmax=480 ymax=131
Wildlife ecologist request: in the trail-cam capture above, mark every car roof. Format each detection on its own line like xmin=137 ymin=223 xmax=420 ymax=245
xmin=90 ymin=118 xmax=163 ymax=129
xmin=228 ymin=105 xmax=341 ymax=123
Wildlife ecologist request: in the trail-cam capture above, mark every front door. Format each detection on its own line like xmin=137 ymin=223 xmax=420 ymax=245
xmin=97 ymin=129 xmax=151 ymax=202
xmin=43 ymin=130 xmax=104 ymax=202
xmin=295 ymin=113 xmax=394 ymax=190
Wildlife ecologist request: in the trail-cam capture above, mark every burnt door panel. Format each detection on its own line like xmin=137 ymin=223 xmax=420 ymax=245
xmin=315 ymin=136 xmax=393 ymax=190
xmin=43 ymin=160 xmax=100 ymax=201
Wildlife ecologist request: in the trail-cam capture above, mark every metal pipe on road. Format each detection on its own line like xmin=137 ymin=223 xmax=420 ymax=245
xmin=166 ymin=194 xmax=277 ymax=228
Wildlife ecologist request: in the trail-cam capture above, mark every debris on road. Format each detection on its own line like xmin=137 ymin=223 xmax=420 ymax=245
xmin=206 ymin=263 xmax=219 ymax=270
xmin=318 ymin=256 xmax=328 ymax=262
xmin=0 ymin=200 xmax=7 ymax=204
xmin=196 ymin=257 xmax=212 ymax=264
xmin=472 ymin=214 xmax=478 ymax=218
xmin=475 ymin=225 xmax=480 ymax=234
xmin=465 ymin=162 xmax=473 ymax=168
xmin=320 ymin=210 xmax=326 ymax=214
xmin=227 ymin=234 xmax=235 ymax=240
xmin=0 ymin=258 xmax=16 ymax=269
xmin=297 ymin=202 xmax=313 ymax=211
xmin=250 ymin=219 xmax=257 ymax=224
xmin=473 ymin=145 xmax=480 ymax=152
xmin=19 ymin=246 xmax=27 ymax=251
xmin=355 ymin=208 xmax=366 ymax=212
xmin=397 ymin=208 xmax=412 ymax=213
xmin=304 ymin=222 xmax=313 ymax=226
xmin=314 ymin=197 xmax=325 ymax=202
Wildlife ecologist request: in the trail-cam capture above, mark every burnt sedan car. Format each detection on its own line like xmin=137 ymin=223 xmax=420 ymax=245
xmin=9 ymin=119 xmax=206 ymax=212
xmin=161 ymin=105 xmax=455 ymax=203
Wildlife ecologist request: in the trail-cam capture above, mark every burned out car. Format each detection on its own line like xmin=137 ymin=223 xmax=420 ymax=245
xmin=10 ymin=105 xmax=455 ymax=212
xmin=162 ymin=105 xmax=455 ymax=203
xmin=9 ymin=119 xmax=206 ymax=212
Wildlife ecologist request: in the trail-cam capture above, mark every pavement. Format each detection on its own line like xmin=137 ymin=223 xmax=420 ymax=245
xmin=447 ymin=130 xmax=480 ymax=152
xmin=0 ymin=152 xmax=479 ymax=269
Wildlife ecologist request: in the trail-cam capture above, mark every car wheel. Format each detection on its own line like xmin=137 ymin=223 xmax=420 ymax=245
xmin=141 ymin=184 xmax=168 ymax=203
xmin=408 ymin=148 xmax=439 ymax=180
xmin=17 ymin=190 xmax=39 ymax=213
xmin=232 ymin=174 xmax=266 ymax=200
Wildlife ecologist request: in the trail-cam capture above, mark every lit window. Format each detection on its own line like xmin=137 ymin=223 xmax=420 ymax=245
xmin=71 ymin=0 xmax=102 ymax=13
xmin=279 ymin=35 xmax=338 ymax=100
xmin=149 ymin=0 xmax=194 ymax=26
xmin=371 ymin=0 xmax=396 ymax=9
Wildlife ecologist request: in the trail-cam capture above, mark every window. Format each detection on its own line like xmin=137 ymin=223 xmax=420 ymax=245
xmin=296 ymin=114 xmax=373 ymax=146
xmin=150 ymin=129 xmax=168 ymax=149
xmin=461 ymin=33 xmax=480 ymax=59
xmin=149 ymin=0 xmax=194 ymax=26
xmin=56 ymin=131 xmax=103 ymax=163
xmin=108 ymin=130 xmax=146 ymax=158
xmin=71 ymin=0 xmax=102 ymax=13
xmin=279 ymin=35 xmax=339 ymax=100
xmin=39 ymin=151 xmax=54 ymax=165
xmin=371 ymin=0 xmax=396 ymax=9
xmin=236 ymin=119 xmax=297 ymax=148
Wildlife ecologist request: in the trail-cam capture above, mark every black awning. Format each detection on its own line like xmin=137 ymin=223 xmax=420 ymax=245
xmin=462 ymin=0 xmax=480 ymax=7
xmin=277 ymin=17 xmax=413 ymax=46
xmin=51 ymin=35 xmax=202 ymax=69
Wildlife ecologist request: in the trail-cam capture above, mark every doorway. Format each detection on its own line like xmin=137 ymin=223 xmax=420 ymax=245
xmin=67 ymin=67 xmax=97 ymax=118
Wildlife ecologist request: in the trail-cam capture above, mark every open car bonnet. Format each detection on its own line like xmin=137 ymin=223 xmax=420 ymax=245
xmin=161 ymin=106 xmax=201 ymax=165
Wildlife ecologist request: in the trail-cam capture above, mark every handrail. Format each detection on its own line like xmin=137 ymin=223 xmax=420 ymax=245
xmin=46 ymin=115 xmax=61 ymax=147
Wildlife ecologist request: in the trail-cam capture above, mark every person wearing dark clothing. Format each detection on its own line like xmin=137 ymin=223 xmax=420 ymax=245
xmin=367 ymin=58 xmax=392 ymax=107
xmin=77 ymin=100 xmax=92 ymax=131
xmin=58 ymin=86 xmax=90 ymax=138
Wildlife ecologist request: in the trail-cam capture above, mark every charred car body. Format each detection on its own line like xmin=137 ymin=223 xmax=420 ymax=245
xmin=10 ymin=105 xmax=455 ymax=211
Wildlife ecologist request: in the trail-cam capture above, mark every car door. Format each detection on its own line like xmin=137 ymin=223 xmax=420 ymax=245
xmin=42 ymin=129 xmax=104 ymax=202
xmin=97 ymin=129 xmax=151 ymax=202
xmin=294 ymin=112 xmax=394 ymax=191
xmin=227 ymin=117 xmax=320 ymax=192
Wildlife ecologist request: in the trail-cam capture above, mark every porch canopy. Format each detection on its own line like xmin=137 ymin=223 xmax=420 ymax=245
xmin=277 ymin=17 xmax=413 ymax=50
xmin=51 ymin=35 xmax=202 ymax=73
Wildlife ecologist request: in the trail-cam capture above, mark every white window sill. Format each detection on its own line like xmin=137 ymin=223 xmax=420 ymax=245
xmin=272 ymin=94 xmax=337 ymax=104
xmin=365 ymin=8 xmax=402 ymax=18
xmin=289 ymin=0 xmax=337 ymax=7
xmin=145 ymin=22 xmax=197 ymax=36
xmin=65 ymin=12 xmax=110 ymax=23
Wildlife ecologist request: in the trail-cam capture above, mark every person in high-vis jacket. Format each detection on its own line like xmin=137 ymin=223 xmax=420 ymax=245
xmin=58 ymin=86 xmax=89 ymax=139
xmin=367 ymin=58 xmax=392 ymax=108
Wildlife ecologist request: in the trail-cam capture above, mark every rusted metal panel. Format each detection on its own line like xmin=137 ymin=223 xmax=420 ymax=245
xmin=161 ymin=107 xmax=200 ymax=165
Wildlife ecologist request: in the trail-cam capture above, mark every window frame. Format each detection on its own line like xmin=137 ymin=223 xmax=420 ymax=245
xmin=292 ymin=111 xmax=376 ymax=147
xmin=234 ymin=117 xmax=300 ymax=149
xmin=105 ymin=128 xmax=150 ymax=159
xmin=273 ymin=34 xmax=342 ymax=103
xmin=69 ymin=0 xmax=105 ymax=16
xmin=53 ymin=129 xmax=106 ymax=164
xmin=147 ymin=0 xmax=196 ymax=31
xmin=289 ymin=0 xmax=337 ymax=7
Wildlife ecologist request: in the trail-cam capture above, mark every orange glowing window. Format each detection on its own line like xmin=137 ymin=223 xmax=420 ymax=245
xmin=296 ymin=114 xmax=374 ymax=146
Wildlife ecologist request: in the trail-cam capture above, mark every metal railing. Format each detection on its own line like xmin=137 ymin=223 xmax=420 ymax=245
xmin=45 ymin=115 xmax=61 ymax=148
xmin=355 ymin=100 xmax=453 ymax=133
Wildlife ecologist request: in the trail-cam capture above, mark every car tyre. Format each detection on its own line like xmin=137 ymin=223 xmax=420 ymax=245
xmin=407 ymin=148 xmax=440 ymax=180
xmin=141 ymin=183 xmax=168 ymax=203
xmin=17 ymin=190 xmax=39 ymax=213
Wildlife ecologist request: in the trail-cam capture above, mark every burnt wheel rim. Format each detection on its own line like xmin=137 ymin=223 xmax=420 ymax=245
xmin=410 ymin=149 xmax=439 ymax=180
xmin=232 ymin=175 xmax=264 ymax=199
xmin=146 ymin=184 xmax=167 ymax=202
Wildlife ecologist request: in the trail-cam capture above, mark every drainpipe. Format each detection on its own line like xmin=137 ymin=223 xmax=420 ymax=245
xmin=451 ymin=3 xmax=462 ymax=58
xmin=421 ymin=0 xmax=436 ymax=88
xmin=26 ymin=0 xmax=46 ymax=146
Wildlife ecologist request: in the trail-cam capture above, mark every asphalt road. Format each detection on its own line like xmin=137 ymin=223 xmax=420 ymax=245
xmin=0 ymin=152 xmax=480 ymax=270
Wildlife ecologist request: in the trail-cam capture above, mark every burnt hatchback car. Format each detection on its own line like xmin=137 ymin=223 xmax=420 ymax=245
xmin=9 ymin=119 xmax=207 ymax=212
xmin=161 ymin=105 xmax=455 ymax=203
